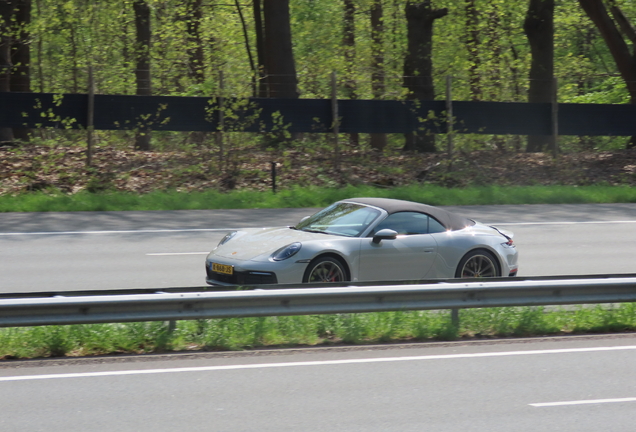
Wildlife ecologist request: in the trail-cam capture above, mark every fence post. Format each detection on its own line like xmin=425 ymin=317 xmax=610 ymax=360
xmin=445 ymin=75 xmax=453 ymax=163
xmin=331 ymin=71 xmax=340 ymax=172
xmin=551 ymin=77 xmax=558 ymax=158
xmin=271 ymin=161 xmax=277 ymax=193
xmin=86 ymin=66 xmax=95 ymax=167
xmin=216 ymin=71 xmax=225 ymax=169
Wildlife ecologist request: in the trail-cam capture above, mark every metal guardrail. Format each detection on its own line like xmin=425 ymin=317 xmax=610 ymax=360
xmin=1 ymin=276 xmax=636 ymax=327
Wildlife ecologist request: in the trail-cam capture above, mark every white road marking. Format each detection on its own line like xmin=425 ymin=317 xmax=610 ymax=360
xmin=1 ymin=221 xmax=635 ymax=236
xmin=493 ymin=221 xmax=636 ymax=226
xmin=142 ymin=220 xmax=636 ymax=256
xmin=147 ymin=252 xmax=209 ymax=256
xmin=531 ymin=397 xmax=636 ymax=407
xmin=1 ymin=345 xmax=635 ymax=383
xmin=0 ymin=228 xmax=233 ymax=236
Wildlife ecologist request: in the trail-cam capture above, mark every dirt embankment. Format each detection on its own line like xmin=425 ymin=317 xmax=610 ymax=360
xmin=3 ymin=144 xmax=636 ymax=195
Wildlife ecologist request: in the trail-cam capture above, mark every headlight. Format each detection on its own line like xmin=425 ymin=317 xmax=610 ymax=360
xmin=217 ymin=231 xmax=237 ymax=247
xmin=271 ymin=242 xmax=302 ymax=261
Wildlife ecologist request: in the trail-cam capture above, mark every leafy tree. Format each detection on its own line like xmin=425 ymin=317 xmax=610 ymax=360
xmin=2 ymin=0 xmax=634 ymax=155
xmin=464 ymin=0 xmax=480 ymax=101
xmin=253 ymin=0 xmax=266 ymax=97
xmin=369 ymin=0 xmax=387 ymax=151
xmin=342 ymin=0 xmax=359 ymax=146
xmin=10 ymin=0 xmax=30 ymax=95
xmin=342 ymin=0 xmax=356 ymax=100
xmin=0 ymin=0 xmax=14 ymax=143
xmin=11 ymin=0 xmax=31 ymax=141
xmin=133 ymin=0 xmax=152 ymax=150
xmin=0 ymin=0 xmax=31 ymax=143
xmin=578 ymin=0 xmax=636 ymax=148
xmin=184 ymin=0 xmax=204 ymax=84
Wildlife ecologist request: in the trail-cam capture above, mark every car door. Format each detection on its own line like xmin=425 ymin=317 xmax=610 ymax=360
xmin=357 ymin=212 xmax=439 ymax=281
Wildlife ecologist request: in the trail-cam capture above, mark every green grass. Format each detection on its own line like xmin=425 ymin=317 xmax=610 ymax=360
xmin=2 ymin=184 xmax=636 ymax=212
xmin=2 ymin=305 xmax=635 ymax=359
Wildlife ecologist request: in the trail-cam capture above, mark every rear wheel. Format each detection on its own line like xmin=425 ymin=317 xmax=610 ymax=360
xmin=303 ymin=256 xmax=348 ymax=283
xmin=455 ymin=250 xmax=500 ymax=278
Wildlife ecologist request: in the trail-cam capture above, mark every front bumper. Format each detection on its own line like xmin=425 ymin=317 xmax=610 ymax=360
xmin=206 ymin=266 xmax=278 ymax=285
xmin=205 ymin=255 xmax=309 ymax=286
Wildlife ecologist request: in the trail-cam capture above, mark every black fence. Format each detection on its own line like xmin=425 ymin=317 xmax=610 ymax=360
xmin=1 ymin=92 xmax=635 ymax=136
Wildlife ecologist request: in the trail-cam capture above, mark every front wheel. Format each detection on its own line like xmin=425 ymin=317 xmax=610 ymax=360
xmin=455 ymin=250 xmax=500 ymax=278
xmin=303 ymin=256 xmax=348 ymax=283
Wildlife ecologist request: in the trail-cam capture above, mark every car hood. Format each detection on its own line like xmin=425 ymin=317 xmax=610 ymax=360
xmin=211 ymin=227 xmax=338 ymax=261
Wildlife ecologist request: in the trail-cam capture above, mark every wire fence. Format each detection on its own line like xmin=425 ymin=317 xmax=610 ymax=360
xmin=2 ymin=70 xmax=635 ymax=178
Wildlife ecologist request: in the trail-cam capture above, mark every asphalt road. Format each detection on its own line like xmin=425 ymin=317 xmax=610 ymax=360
xmin=2 ymin=203 xmax=636 ymax=292
xmin=0 ymin=335 xmax=635 ymax=432
xmin=1 ymin=204 xmax=636 ymax=431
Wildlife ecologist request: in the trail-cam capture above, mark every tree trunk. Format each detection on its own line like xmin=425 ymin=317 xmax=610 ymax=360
xmin=235 ymin=0 xmax=256 ymax=96
xmin=133 ymin=0 xmax=152 ymax=151
xmin=0 ymin=35 xmax=13 ymax=144
xmin=253 ymin=0 xmax=267 ymax=97
xmin=262 ymin=0 xmax=298 ymax=98
xmin=9 ymin=0 xmax=29 ymax=92
xmin=185 ymin=0 xmax=206 ymax=145
xmin=342 ymin=0 xmax=358 ymax=146
xmin=464 ymin=0 xmax=481 ymax=101
xmin=524 ymin=0 xmax=554 ymax=153
xmin=342 ymin=0 xmax=355 ymax=98
xmin=10 ymin=0 xmax=31 ymax=142
xmin=578 ymin=0 xmax=636 ymax=149
xmin=0 ymin=36 xmax=10 ymax=94
xmin=0 ymin=1 xmax=14 ymax=144
xmin=402 ymin=1 xmax=447 ymax=153
xmin=184 ymin=0 xmax=204 ymax=85
xmin=369 ymin=0 xmax=387 ymax=151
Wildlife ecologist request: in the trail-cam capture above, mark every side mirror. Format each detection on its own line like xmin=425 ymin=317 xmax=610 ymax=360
xmin=372 ymin=228 xmax=398 ymax=244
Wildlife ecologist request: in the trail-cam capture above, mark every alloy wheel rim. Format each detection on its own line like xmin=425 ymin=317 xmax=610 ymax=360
xmin=309 ymin=262 xmax=345 ymax=282
xmin=461 ymin=254 xmax=496 ymax=278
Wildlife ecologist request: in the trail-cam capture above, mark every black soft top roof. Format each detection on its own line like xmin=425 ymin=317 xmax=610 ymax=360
xmin=343 ymin=197 xmax=475 ymax=231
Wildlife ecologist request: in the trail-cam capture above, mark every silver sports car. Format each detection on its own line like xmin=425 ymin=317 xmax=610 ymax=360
xmin=205 ymin=197 xmax=518 ymax=286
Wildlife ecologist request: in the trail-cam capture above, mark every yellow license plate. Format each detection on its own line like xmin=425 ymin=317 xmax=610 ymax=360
xmin=212 ymin=263 xmax=234 ymax=275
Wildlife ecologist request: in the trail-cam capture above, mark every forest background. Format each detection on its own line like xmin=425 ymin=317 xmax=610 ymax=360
xmin=2 ymin=0 xmax=636 ymax=198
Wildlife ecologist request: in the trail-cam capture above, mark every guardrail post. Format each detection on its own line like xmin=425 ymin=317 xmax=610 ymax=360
xmin=451 ymin=308 xmax=460 ymax=328
xmin=167 ymin=320 xmax=176 ymax=333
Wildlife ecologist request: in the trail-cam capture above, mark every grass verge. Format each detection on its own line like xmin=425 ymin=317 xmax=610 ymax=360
xmin=2 ymin=184 xmax=636 ymax=213
xmin=1 ymin=305 xmax=635 ymax=359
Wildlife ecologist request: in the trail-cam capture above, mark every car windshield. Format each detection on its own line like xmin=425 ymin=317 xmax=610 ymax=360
xmin=295 ymin=202 xmax=382 ymax=237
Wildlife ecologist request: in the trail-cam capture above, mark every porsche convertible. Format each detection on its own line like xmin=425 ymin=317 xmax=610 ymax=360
xmin=205 ymin=197 xmax=518 ymax=286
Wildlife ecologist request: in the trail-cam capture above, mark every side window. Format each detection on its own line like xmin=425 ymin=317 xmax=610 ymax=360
xmin=428 ymin=217 xmax=446 ymax=234
xmin=371 ymin=212 xmax=429 ymax=235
